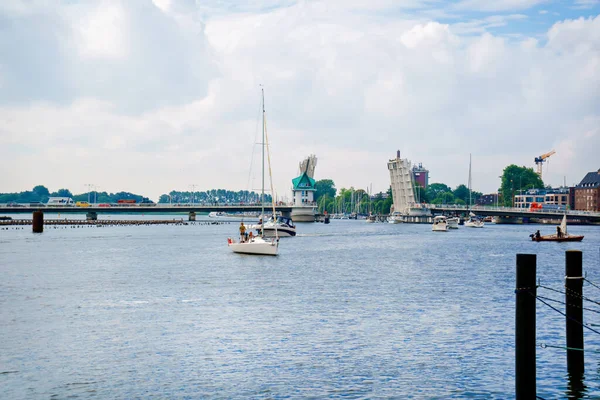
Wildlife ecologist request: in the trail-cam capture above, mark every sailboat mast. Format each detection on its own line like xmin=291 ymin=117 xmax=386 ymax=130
xmin=261 ymin=88 xmax=265 ymax=236
xmin=468 ymin=153 xmax=472 ymax=209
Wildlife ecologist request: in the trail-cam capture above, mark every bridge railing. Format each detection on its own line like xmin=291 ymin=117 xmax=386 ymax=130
xmin=429 ymin=204 xmax=600 ymax=217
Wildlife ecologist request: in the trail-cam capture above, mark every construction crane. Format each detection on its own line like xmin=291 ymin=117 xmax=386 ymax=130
xmin=534 ymin=150 xmax=556 ymax=180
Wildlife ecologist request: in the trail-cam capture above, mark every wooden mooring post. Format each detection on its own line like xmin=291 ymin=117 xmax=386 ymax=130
xmin=565 ymin=250 xmax=584 ymax=374
xmin=32 ymin=210 xmax=43 ymax=233
xmin=516 ymin=253 xmax=536 ymax=399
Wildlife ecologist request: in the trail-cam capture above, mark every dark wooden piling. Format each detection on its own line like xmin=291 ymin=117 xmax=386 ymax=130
xmin=516 ymin=253 xmax=536 ymax=399
xmin=565 ymin=250 xmax=584 ymax=374
xmin=32 ymin=211 xmax=43 ymax=233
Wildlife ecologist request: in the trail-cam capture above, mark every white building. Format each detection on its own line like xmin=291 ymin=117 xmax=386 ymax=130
xmin=291 ymin=155 xmax=317 ymax=222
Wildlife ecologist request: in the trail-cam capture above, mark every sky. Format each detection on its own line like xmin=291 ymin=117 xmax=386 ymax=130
xmin=0 ymin=0 xmax=599 ymax=202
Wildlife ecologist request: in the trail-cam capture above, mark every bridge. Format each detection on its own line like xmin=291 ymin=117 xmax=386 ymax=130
xmin=0 ymin=203 xmax=305 ymax=218
xmin=429 ymin=205 xmax=600 ymax=223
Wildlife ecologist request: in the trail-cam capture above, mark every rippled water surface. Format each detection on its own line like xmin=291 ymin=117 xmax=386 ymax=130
xmin=1 ymin=217 xmax=600 ymax=399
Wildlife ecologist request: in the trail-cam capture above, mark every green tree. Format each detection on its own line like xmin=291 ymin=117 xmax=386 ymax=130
xmin=453 ymin=184 xmax=470 ymax=204
xmin=500 ymin=165 xmax=544 ymax=206
xmin=315 ymin=179 xmax=337 ymax=203
xmin=32 ymin=185 xmax=50 ymax=198
xmin=432 ymin=191 xmax=455 ymax=204
xmin=426 ymin=183 xmax=451 ymax=202
xmin=52 ymin=188 xmax=73 ymax=198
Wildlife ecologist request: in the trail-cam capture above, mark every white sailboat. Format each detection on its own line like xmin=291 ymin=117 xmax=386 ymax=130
xmin=228 ymin=88 xmax=279 ymax=256
xmin=465 ymin=154 xmax=484 ymax=228
xmin=366 ymin=183 xmax=376 ymax=223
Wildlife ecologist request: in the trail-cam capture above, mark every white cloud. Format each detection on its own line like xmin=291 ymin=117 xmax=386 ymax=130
xmin=152 ymin=0 xmax=172 ymax=13
xmin=573 ymin=0 xmax=599 ymax=9
xmin=0 ymin=2 xmax=599 ymax=199
xmin=452 ymin=0 xmax=547 ymax=12
xmin=74 ymin=1 xmax=130 ymax=59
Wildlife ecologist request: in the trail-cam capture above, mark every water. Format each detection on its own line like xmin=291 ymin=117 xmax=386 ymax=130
xmin=1 ymin=217 xmax=600 ymax=399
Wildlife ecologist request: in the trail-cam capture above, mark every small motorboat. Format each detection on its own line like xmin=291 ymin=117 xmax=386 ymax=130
xmin=432 ymin=216 xmax=448 ymax=232
xmin=249 ymin=215 xmax=297 ymax=237
xmin=446 ymin=217 xmax=459 ymax=229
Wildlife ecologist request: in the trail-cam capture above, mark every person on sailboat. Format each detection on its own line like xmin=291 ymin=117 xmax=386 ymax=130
xmin=239 ymin=222 xmax=246 ymax=242
xmin=556 ymin=226 xmax=562 ymax=238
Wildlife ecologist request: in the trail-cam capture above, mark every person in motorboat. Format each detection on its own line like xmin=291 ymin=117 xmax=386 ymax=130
xmin=239 ymin=222 xmax=246 ymax=242
xmin=535 ymin=230 xmax=541 ymax=239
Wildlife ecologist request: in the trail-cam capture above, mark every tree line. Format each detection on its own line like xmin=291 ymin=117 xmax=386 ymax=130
xmin=157 ymin=189 xmax=270 ymax=204
xmin=0 ymin=185 xmax=151 ymax=204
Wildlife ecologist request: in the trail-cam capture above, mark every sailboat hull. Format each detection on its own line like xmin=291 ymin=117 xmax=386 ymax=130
xmin=464 ymin=220 xmax=484 ymax=228
xmin=228 ymin=237 xmax=279 ymax=255
xmin=532 ymin=235 xmax=584 ymax=242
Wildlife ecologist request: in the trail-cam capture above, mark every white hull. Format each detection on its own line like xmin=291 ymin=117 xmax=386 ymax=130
xmin=228 ymin=237 xmax=278 ymax=255
xmin=432 ymin=216 xmax=448 ymax=231
xmin=464 ymin=220 xmax=484 ymax=228
xmin=256 ymin=226 xmax=296 ymax=237
xmin=447 ymin=217 xmax=459 ymax=229
xmin=249 ymin=216 xmax=296 ymax=237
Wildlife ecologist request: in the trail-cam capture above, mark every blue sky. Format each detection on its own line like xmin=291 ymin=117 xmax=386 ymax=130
xmin=0 ymin=0 xmax=598 ymax=200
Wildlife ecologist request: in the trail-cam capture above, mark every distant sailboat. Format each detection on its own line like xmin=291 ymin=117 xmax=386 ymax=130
xmin=465 ymin=154 xmax=484 ymax=228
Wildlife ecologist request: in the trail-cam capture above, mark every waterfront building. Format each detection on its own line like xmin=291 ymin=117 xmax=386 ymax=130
xmin=291 ymin=155 xmax=318 ymax=222
xmin=388 ymin=150 xmax=430 ymax=215
xmin=513 ymin=187 xmax=570 ymax=210
xmin=477 ymin=193 xmax=498 ymax=206
xmin=514 ymin=189 xmax=545 ymax=209
xmin=412 ymin=163 xmax=429 ymax=189
xmin=544 ymin=188 xmax=569 ymax=207
xmin=573 ymin=169 xmax=600 ymax=211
